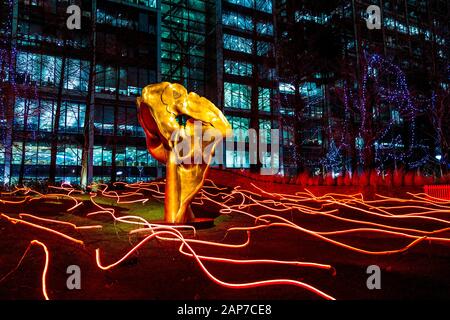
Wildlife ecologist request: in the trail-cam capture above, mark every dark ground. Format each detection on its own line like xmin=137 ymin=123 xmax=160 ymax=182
xmin=0 ymin=185 xmax=449 ymax=300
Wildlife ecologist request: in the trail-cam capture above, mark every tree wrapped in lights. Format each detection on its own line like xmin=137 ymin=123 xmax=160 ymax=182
xmin=330 ymin=52 xmax=432 ymax=175
xmin=322 ymin=138 xmax=343 ymax=177
xmin=0 ymin=0 xmax=19 ymax=187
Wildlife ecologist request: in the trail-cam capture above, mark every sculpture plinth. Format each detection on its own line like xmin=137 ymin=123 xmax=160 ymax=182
xmin=137 ymin=82 xmax=231 ymax=224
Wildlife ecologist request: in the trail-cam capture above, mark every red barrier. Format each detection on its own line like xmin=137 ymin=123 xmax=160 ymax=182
xmin=424 ymin=185 xmax=450 ymax=200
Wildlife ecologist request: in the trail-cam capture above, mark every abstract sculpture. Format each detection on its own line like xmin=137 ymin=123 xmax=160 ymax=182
xmin=137 ymin=82 xmax=231 ymax=224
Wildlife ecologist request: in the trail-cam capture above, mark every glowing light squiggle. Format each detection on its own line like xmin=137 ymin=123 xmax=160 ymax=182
xmin=1 ymin=179 xmax=450 ymax=300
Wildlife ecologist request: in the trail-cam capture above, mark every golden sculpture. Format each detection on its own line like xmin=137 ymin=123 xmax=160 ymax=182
xmin=137 ymin=82 xmax=231 ymax=224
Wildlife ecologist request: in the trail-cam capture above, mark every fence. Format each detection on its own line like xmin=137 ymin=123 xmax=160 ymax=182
xmin=424 ymin=185 xmax=450 ymax=200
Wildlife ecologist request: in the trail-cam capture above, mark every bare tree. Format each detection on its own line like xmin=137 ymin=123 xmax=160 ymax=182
xmin=80 ymin=2 xmax=97 ymax=191
xmin=429 ymin=89 xmax=450 ymax=175
xmin=48 ymin=50 xmax=67 ymax=185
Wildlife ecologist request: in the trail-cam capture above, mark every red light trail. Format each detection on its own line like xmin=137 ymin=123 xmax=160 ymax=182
xmin=0 ymin=240 xmax=50 ymax=300
xmin=1 ymin=180 xmax=449 ymax=300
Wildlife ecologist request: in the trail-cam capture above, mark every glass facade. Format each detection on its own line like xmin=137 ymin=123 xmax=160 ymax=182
xmin=278 ymin=0 xmax=448 ymax=174
xmin=0 ymin=0 xmax=159 ymax=185
xmin=222 ymin=0 xmax=278 ymax=171
xmin=1 ymin=0 xmax=447 ymax=184
xmin=224 ymin=60 xmax=253 ymax=77
xmin=225 ymin=0 xmax=272 ymax=13
xmin=161 ymin=0 xmax=214 ymax=95
xmin=224 ymin=82 xmax=251 ymax=109
xmin=223 ymin=34 xmax=253 ymax=54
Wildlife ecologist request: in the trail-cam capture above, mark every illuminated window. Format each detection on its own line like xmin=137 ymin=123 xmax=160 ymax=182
xmin=93 ymin=146 xmax=103 ymax=166
xmin=228 ymin=116 xmax=250 ymax=142
xmin=224 ymin=60 xmax=253 ymax=77
xmin=11 ymin=142 xmax=37 ymax=165
xmin=93 ymin=145 xmax=154 ymax=169
xmin=59 ymin=102 xmax=86 ymax=133
xmin=14 ymin=98 xmax=39 ymax=131
xmin=39 ymin=101 xmax=54 ymax=132
xmin=126 ymin=147 xmax=137 ymax=167
xmin=368 ymin=65 xmax=378 ymax=77
xmin=56 ymin=146 xmax=65 ymax=166
xmin=391 ymin=110 xmax=403 ymax=124
xmin=225 ymin=0 xmax=254 ymax=9
xmin=137 ymin=149 xmax=148 ymax=166
xmin=25 ymin=144 xmax=38 ymax=165
xmin=16 ymin=52 xmax=88 ymax=92
xmin=225 ymin=0 xmax=272 ymax=13
xmin=279 ymin=82 xmax=295 ymax=94
xmin=161 ymin=0 xmax=208 ymax=93
xmin=225 ymin=117 xmax=251 ymax=167
xmin=96 ymin=64 xmax=152 ymax=96
xmin=257 ymin=41 xmax=272 ymax=57
xmin=295 ymin=11 xmax=330 ymax=24
xmin=222 ymin=11 xmax=253 ymax=32
xmin=94 ymin=106 xmax=104 ymax=134
xmin=258 ymin=87 xmax=271 ymax=112
xmin=259 ymin=119 xmax=272 ymax=143
xmin=256 ymin=22 xmax=273 ymax=35
xmin=256 ymin=0 xmax=273 ymax=13
xmin=300 ymin=82 xmax=323 ymax=98
xmin=116 ymin=147 xmax=126 ymax=166
xmin=13 ymin=99 xmax=25 ymax=129
xmin=261 ymin=150 xmax=279 ymax=169
xmin=224 ymin=34 xmax=253 ymax=54
xmin=102 ymin=148 xmax=112 ymax=166
xmin=11 ymin=142 xmax=22 ymax=165
xmin=0 ymin=144 xmax=4 ymax=164
xmin=96 ymin=7 xmax=154 ymax=31
xmin=224 ymin=82 xmax=251 ymax=109
xmin=94 ymin=105 xmax=141 ymax=137
xmin=63 ymin=146 xmax=82 ymax=166
xmin=37 ymin=144 xmax=51 ymax=165
xmin=114 ymin=0 xmax=157 ymax=8
xmin=226 ymin=150 xmax=250 ymax=168
xmin=101 ymin=106 xmax=114 ymax=135
xmin=66 ymin=58 xmax=89 ymax=91
xmin=409 ymin=25 xmax=419 ymax=35
xmin=282 ymin=126 xmax=295 ymax=146
xmin=16 ymin=51 xmax=40 ymax=83
xmin=41 ymin=55 xmax=61 ymax=86
xmin=356 ymin=137 xmax=364 ymax=150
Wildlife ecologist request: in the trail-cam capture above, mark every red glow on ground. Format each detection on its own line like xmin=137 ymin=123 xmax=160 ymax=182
xmin=1 ymin=179 xmax=449 ymax=300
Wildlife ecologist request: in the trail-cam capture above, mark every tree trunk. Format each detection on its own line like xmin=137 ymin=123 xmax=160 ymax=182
xmin=294 ymin=82 xmax=304 ymax=174
xmin=48 ymin=53 xmax=66 ymax=185
xmin=80 ymin=2 xmax=97 ymax=190
xmin=3 ymin=81 xmax=15 ymax=187
xmin=18 ymin=100 xmax=30 ymax=185
xmin=110 ymin=66 xmax=120 ymax=183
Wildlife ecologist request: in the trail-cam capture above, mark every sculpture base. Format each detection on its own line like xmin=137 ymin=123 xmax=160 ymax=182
xmin=153 ymin=217 xmax=215 ymax=229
